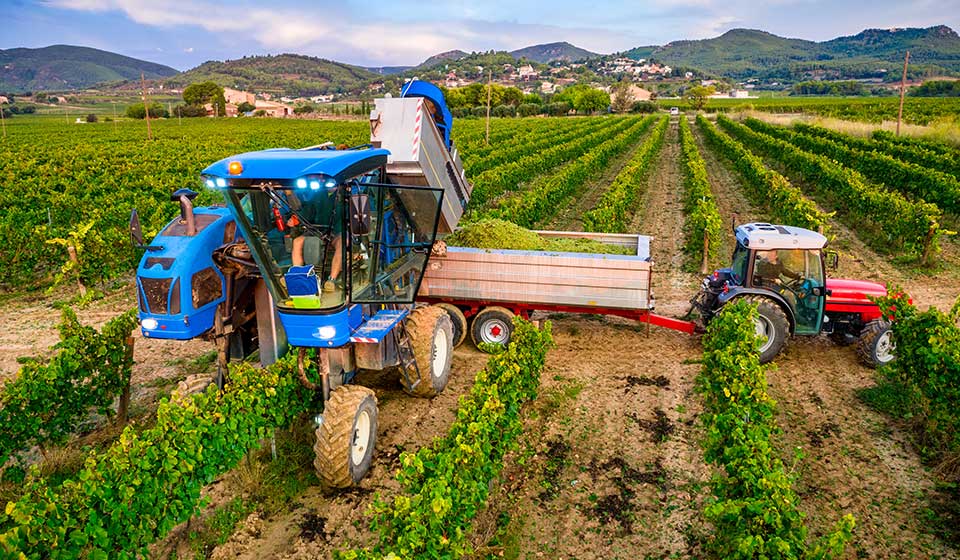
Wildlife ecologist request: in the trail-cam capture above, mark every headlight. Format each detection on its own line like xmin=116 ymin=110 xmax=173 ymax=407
xmin=316 ymin=325 xmax=337 ymax=339
xmin=142 ymin=318 xmax=158 ymax=330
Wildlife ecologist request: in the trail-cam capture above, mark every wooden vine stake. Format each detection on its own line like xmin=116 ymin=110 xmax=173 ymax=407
xmin=117 ymin=336 xmax=135 ymax=426
xmin=66 ymin=244 xmax=87 ymax=297
xmin=896 ymin=51 xmax=910 ymax=136
xmin=701 ymin=229 xmax=710 ymax=274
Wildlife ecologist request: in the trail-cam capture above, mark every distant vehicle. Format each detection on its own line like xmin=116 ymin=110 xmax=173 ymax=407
xmin=670 ymin=107 xmax=680 ymax=116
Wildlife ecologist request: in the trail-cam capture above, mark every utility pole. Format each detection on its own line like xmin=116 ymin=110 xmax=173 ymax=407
xmin=0 ymin=100 xmax=6 ymax=139
xmin=485 ymin=69 xmax=492 ymax=146
xmin=896 ymin=50 xmax=910 ymax=136
xmin=112 ymin=102 xmax=118 ymax=132
xmin=141 ymin=72 xmax=152 ymax=140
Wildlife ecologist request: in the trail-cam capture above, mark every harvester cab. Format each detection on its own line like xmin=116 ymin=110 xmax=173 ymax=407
xmin=691 ymin=222 xmax=894 ymax=367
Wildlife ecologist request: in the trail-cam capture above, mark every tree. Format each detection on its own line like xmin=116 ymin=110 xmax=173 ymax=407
xmin=610 ymin=82 xmax=632 ymax=113
xmin=522 ymin=93 xmax=542 ymax=105
xmin=574 ymin=89 xmax=610 ymax=114
xmin=183 ymin=81 xmax=227 ymax=116
xmin=236 ymin=101 xmax=256 ymax=113
xmin=683 ymin=85 xmax=715 ymax=111
xmin=500 ymin=87 xmax=524 ymax=107
xmin=126 ymin=102 xmax=168 ymax=119
xmin=293 ymin=102 xmax=315 ymax=115
xmin=34 ymin=92 xmax=47 ymax=103
xmin=173 ymin=104 xmax=207 ymax=117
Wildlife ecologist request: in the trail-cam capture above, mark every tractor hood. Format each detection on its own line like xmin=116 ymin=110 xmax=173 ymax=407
xmin=826 ymin=279 xmax=887 ymax=305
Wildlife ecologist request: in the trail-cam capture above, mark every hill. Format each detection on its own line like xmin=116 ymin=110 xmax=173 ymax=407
xmin=509 ymin=42 xmax=600 ymax=63
xmin=164 ymin=54 xmax=379 ymax=97
xmin=418 ymin=50 xmax=469 ymax=69
xmin=0 ymin=45 xmax=177 ymax=92
xmin=646 ymin=25 xmax=960 ymax=82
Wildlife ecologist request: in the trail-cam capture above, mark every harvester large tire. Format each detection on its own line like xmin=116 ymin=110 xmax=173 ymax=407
xmin=314 ymin=385 xmax=378 ymax=488
xmin=471 ymin=306 xmax=515 ymax=352
xmin=401 ymin=306 xmax=454 ymax=398
xmin=857 ymin=319 xmax=895 ymax=368
xmin=736 ymin=295 xmax=790 ymax=364
xmin=436 ymin=303 xmax=468 ymax=348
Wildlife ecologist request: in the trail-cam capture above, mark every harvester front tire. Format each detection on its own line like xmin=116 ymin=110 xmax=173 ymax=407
xmin=436 ymin=303 xmax=468 ymax=348
xmin=471 ymin=306 xmax=515 ymax=352
xmin=736 ymin=295 xmax=789 ymax=364
xmin=857 ymin=319 xmax=895 ymax=368
xmin=314 ymin=385 xmax=378 ymax=488
xmin=401 ymin=306 xmax=454 ymax=398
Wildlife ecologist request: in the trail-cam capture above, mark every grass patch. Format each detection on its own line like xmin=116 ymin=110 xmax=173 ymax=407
xmin=177 ymin=497 xmax=254 ymax=560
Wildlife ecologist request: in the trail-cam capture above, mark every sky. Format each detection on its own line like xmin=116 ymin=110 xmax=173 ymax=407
xmin=3 ymin=0 xmax=959 ymax=70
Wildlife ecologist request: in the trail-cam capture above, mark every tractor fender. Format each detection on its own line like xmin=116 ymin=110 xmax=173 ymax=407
xmin=718 ymin=287 xmax=797 ymax=334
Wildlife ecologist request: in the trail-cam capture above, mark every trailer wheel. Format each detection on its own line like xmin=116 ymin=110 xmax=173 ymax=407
xmin=436 ymin=303 xmax=468 ymax=348
xmin=734 ymin=295 xmax=789 ymax=364
xmin=471 ymin=306 xmax=514 ymax=352
xmin=314 ymin=385 xmax=378 ymax=488
xmin=401 ymin=306 xmax=454 ymax=397
xmin=857 ymin=319 xmax=895 ymax=368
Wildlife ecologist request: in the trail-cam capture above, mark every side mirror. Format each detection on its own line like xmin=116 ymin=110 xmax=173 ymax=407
xmin=350 ymin=193 xmax=371 ymax=235
xmin=130 ymin=209 xmax=144 ymax=247
xmin=825 ymin=250 xmax=839 ymax=270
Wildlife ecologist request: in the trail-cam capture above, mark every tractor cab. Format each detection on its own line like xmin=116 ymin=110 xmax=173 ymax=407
xmin=727 ymin=223 xmax=830 ymax=335
xmin=693 ymin=223 xmax=893 ymax=366
xmin=201 ymin=146 xmax=443 ymax=349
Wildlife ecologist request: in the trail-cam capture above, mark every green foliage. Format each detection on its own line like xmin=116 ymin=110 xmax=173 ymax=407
xmin=125 ymin=102 xmax=168 ymax=119
xmin=0 ymin=352 xmax=314 ymax=558
xmin=340 ymin=317 xmax=553 ymax=559
xmin=0 ymin=309 xmax=137 ymax=468
xmin=463 ymin=117 xmax=609 ymax=178
xmin=172 ymin=104 xmax=207 ymax=118
xmin=683 ymin=85 xmax=715 ymax=111
xmin=872 ymin=129 xmax=958 ymax=157
xmin=698 ymin=300 xmax=855 ymax=559
xmin=791 ymin=81 xmax=867 ymax=96
xmin=630 ymin=100 xmax=657 ymax=113
xmin=516 ymin=103 xmax=540 ymax=117
xmin=677 ymin=117 xmax=722 ymax=268
xmin=871 ymin=291 xmax=960 ymax=464
xmin=236 ymin=101 xmax=256 ymax=114
xmin=183 ymin=81 xmax=226 ymax=116
xmin=745 ymin=118 xmax=960 ymax=215
xmin=0 ymin=117 xmax=370 ymax=288
xmin=573 ymin=89 xmax=611 ymax=114
xmin=467 ymin=117 xmax=635 ymax=207
xmin=582 ymin=116 xmax=668 ymax=232
xmin=543 ymin=101 xmax=572 ymax=116
xmin=716 ymin=115 xmax=941 ymax=257
xmin=697 ymin=115 xmax=830 ymax=232
xmin=482 ymin=117 xmax=653 ymax=226
xmin=910 ymin=80 xmax=960 ymax=97
xmin=293 ymin=102 xmax=315 ymax=115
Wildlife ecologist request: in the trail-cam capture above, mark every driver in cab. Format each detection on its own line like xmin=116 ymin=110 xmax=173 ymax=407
xmin=753 ymin=250 xmax=801 ymax=294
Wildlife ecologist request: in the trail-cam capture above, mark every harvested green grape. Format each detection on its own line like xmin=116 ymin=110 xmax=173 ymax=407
xmin=445 ymin=219 xmax=633 ymax=255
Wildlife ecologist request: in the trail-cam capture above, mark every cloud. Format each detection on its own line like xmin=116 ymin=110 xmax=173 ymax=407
xmin=183 ymin=47 xmax=194 ymax=53
xmin=45 ymin=0 xmax=643 ymax=65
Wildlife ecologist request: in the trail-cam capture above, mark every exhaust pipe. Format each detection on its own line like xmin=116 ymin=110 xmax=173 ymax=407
xmin=171 ymin=188 xmax=199 ymax=236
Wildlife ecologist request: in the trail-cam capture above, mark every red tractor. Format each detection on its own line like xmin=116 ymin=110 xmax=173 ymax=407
xmin=691 ymin=223 xmax=894 ymax=366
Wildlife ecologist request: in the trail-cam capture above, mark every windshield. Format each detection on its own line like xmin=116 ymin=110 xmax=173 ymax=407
xmin=225 ymin=186 xmax=346 ymax=310
xmin=730 ymin=242 xmax=749 ymax=285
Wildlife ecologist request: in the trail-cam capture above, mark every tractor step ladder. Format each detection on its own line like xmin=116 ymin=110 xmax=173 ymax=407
xmin=390 ymin=305 xmax=421 ymax=391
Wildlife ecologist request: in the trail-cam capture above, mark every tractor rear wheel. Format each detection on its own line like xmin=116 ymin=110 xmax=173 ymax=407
xmin=736 ymin=295 xmax=790 ymax=364
xmin=857 ymin=319 xmax=895 ymax=368
xmin=401 ymin=306 xmax=454 ymax=398
xmin=314 ymin=385 xmax=378 ymax=488
xmin=436 ymin=303 xmax=468 ymax=348
xmin=471 ymin=306 xmax=515 ymax=352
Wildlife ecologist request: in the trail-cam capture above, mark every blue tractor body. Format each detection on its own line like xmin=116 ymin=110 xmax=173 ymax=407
xmin=136 ymin=206 xmax=236 ymax=340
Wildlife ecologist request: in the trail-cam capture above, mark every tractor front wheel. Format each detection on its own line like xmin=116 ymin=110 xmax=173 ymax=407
xmin=401 ymin=306 xmax=454 ymax=398
xmin=857 ymin=319 xmax=895 ymax=368
xmin=314 ymin=385 xmax=378 ymax=488
xmin=737 ymin=295 xmax=790 ymax=364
